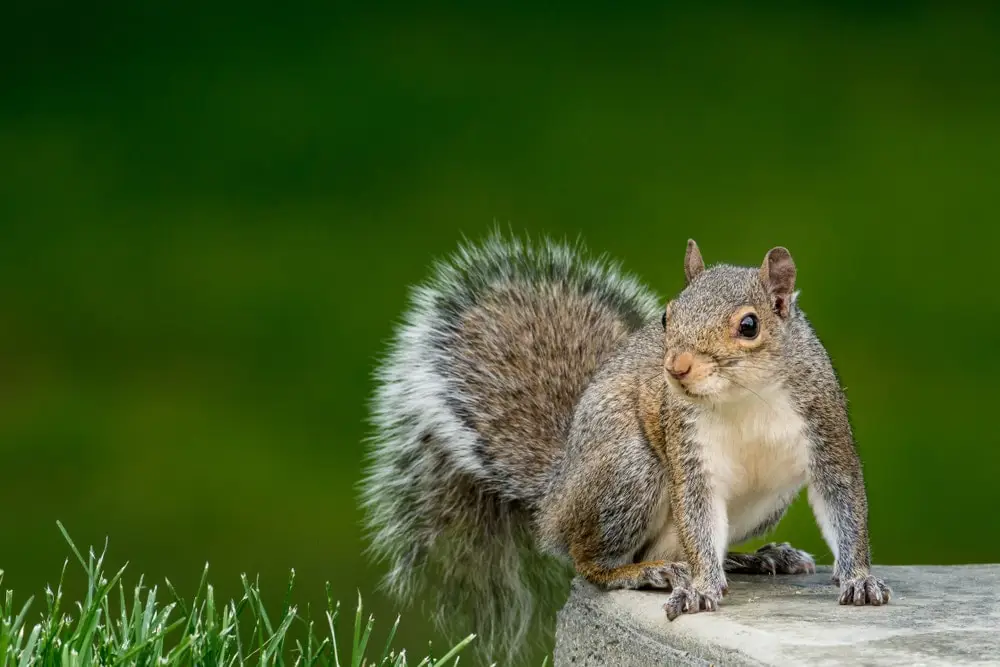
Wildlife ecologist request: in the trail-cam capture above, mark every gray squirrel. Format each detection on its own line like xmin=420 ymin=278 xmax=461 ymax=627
xmin=360 ymin=232 xmax=889 ymax=664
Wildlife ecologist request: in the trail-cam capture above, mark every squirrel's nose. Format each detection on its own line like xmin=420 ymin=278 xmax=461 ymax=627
xmin=668 ymin=352 xmax=694 ymax=379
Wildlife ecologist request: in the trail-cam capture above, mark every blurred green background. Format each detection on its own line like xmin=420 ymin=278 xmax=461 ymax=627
xmin=3 ymin=0 xmax=999 ymax=664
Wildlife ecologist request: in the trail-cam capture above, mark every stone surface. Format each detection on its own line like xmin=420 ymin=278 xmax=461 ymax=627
xmin=554 ymin=565 xmax=1000 ymax=666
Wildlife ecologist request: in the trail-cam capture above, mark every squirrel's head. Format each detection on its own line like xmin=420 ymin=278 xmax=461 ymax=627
xmin=661 ymin=239 xmax=798 ymax=404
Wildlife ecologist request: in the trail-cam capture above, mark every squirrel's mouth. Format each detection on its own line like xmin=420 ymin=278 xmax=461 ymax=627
xmin=664 ymin=368 xmax=728 ymax=402
xmin=666 ymin=377 xmax=710 ymax=400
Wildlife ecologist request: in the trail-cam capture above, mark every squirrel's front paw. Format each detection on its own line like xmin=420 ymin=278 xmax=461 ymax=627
xmin=838 ymin=574 xmax=891 ymax=606
xmin=662 ymin=580 xmax=724 ymax=621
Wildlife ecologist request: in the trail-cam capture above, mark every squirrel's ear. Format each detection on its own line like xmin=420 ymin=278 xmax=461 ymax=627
xmin=684 ymin=239 xmax=705 ymax=284
xmin=760 ymin=247 xmax=796 ymax=318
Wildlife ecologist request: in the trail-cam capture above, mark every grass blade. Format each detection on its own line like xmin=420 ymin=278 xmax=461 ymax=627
xmin=351 ymin=592 xmax=362 ymax=667
xmin=11 ymin=597 xmax=34 ymax=640
xmin=377 ymin=615 xmax=400 ymax=667
xmin=55 ymin=522 xmax=87 ymax=573
xmin=18 ymin=624 xmax=41 ymax=667
xmin=326 ymin=602 xmax=341 ymax=667
xmin=429 ymin=634 xmax=476 ymax=667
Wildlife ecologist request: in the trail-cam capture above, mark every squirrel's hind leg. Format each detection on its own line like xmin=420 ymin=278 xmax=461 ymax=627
xmin=724 ymin=542 xmax=816 ymax=575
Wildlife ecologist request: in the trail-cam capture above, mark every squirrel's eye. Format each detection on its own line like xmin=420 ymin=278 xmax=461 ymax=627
xmin=738 ymin=313 xmax=759 ymax=339
xmin=661 ymin=311 xmax=667 ymax=330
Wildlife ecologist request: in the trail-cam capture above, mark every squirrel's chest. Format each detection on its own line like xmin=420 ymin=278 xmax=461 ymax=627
xmin=692 ymin=390 xmax=810 ymax=503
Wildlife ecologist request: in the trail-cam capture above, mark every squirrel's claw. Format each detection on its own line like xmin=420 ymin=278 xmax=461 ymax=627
xmin=662 ymin=583 xmax=724 ymax=621
xmin=838 ymin=574 xmax=891 ymax=606
xmin=754 ymin=542 xmax=816 ymax=575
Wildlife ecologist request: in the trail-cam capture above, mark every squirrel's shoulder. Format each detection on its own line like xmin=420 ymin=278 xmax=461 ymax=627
xmin=567 ymin=321 xmax=664 ymax=441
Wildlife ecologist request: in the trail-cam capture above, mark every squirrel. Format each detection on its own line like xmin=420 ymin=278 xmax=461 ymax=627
xmin=360 ymin=232 xmax=890 ymax=664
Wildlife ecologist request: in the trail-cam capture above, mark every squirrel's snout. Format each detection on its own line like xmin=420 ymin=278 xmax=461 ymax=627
xmin=667 ymin=351 xmax=695 ymax=379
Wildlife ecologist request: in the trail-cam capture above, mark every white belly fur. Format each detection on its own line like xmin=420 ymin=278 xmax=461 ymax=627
xmin=643 ymin=385 xmax=809 ymax=562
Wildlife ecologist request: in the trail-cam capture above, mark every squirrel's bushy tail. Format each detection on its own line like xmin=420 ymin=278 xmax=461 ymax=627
xmin=360 ymin=232 xmax=660 ymax=663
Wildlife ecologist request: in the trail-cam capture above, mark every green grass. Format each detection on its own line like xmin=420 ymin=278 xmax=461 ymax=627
xmin=0 ymin=523 xmax=475 ymax=667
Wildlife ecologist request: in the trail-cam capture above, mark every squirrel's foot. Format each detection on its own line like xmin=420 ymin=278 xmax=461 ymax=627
xmin=578 ymin=559 xmax=691 ymax=591
xmin=838 ymin=573 xmax=891 ymax=606
xmin=662 ymin=579 xmax=725 ymax=621
xmin=641 ymin=561 xmax=691 ymax=591
xmin=724 ymin=542 xmax=816 ymax=575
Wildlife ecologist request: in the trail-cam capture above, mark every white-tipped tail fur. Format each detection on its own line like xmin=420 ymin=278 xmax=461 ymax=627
xmin=359 ymin=232 xmax=661 ymax=663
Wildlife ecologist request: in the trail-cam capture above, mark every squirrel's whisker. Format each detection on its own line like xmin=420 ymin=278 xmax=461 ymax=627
xmin=717 ymin=373 xmax=775 ymax=411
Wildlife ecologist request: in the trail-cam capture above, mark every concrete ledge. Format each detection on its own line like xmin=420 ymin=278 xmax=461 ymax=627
xmin=554 ymin=566 xmax=1000 ymax=666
